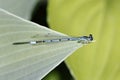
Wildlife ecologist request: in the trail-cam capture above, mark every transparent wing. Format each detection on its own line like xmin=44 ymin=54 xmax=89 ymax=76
xmin=0 ymin=9 xmax=83 ymax=80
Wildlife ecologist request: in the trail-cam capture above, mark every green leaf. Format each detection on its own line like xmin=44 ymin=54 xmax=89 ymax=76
xmin=42 ymin=70 xmax=61 ymax=80
xmin=0 ymin=9 xmax=85 ymax=80
xmin=0 ymin=0 xmax=38 ymax=19
xmin=48 ymin=0 xmax=120 ymax=80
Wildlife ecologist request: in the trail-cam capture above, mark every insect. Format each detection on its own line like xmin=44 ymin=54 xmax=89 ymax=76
xmin=13 ymin=34 xmax=93 ymax=45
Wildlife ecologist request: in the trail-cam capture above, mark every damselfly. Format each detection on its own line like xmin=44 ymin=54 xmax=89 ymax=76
xmin=13 ymin=34 xmax=93 ymax=45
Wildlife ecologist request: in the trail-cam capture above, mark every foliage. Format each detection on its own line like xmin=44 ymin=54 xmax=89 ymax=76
xmin=48 ymin=0 xmax=120 ymax=80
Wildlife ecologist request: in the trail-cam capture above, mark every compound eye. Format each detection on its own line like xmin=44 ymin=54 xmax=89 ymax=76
xmin=89 ymin=34 xmax=93 ymax=41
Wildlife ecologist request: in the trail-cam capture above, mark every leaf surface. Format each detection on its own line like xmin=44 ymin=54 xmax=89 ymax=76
xmin=0 ymin=9 xmax=84 ymax=80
